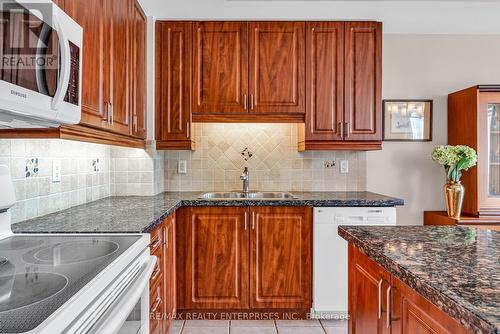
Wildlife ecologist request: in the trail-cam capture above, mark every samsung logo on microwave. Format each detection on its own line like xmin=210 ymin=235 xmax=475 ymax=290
xmin=10 ymin=90 xmax=27 ymax=99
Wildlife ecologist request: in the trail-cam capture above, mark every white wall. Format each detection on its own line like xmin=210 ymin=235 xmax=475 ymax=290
xmin=370 ymin=34 xmax=500 ymax=225
xmin=138 ymin=0 xmax=500 ymax=34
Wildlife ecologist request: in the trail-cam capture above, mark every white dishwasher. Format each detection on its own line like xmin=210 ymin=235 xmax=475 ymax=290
xmin=312 ymin=207 xmax=397 ymax=318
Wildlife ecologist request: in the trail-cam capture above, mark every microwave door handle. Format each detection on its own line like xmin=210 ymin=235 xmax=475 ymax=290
xmin=51 ymin=15 xmax=71 ymax=111
xmin=35 ymin=24 xmax=52 ymax=96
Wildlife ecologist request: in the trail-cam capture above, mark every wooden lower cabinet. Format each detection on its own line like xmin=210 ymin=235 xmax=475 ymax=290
xmin=149 ymin=213 xmax=176 ymax=334
xmin=176 ymin=206 xmax=313 ymax=315
xmin=348 ymin=245 xmax=470 ymax=334
xmin=250 ymin=207 xmax=312 ymax=309
xmin=181 ymin=207 xmax=249 ymax=309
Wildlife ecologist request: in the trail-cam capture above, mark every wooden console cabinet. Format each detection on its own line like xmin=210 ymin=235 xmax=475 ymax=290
xmin=175 ymin=206 xmax=312 ymax=314
xmin=448 ymin=85 xmax=500 ymax=217
xmin=349 ymin=245 xmax=469 ymax=334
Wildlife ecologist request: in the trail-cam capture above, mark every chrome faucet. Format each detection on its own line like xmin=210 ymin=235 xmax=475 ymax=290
xmin=240 ymin=167 xmax=250 ymax=194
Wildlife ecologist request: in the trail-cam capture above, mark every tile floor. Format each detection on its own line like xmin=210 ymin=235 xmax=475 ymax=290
xmin=169 ymin=320 xmax=347 ymax=334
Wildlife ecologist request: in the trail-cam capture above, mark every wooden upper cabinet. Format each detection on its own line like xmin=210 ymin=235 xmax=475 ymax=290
xmin=155 ymin=21 xmax=194 ymax=150
xmin=348 ymin=245 xmax=391 ymax=334
xmin=105 ymin=0 xmax=131 ymax=135
xmin=193 ymin=22 xmax=248 ymax=114
xmin=249 ymin=22 xmax=305 ymax=115
xmin=63 ymin=0 xmax=108 ymax=129
xmin=305 ymin=22 xmax=344 ymax=142
xmin=249 ymin=207 xmax=312 ymax=309
xmin=344 ymin=21 xmax=382 ymax=141
xmin=184 ymin=207 xmax=249 ymax=309
xmin=130 ymin=1 xmax=147 ymax=139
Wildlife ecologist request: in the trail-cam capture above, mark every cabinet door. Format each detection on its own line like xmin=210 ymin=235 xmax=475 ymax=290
xmin=149 ymin=224 xmax=164 ymax=334
xmin=185 ymin=207 xmax=249 ymax=309
xmin=130 ymin=1 xmax=146 ymax=139
xmin=348 ymin=244 xmax=391 ymax=334
xmin=155 ymin=21 xmax=194 ymax=150
xmin=193 ymin=22 xmax=248 ymax=114
xmin=164 ymin=213 xmax=176 ymax=333
xmin=344 ymin=22 xmax=382 ymax=141
xmin=249 ymin=22 xmax=305 ymax=114
xmin=249 ymin=207 xmax=312 ymax=309
xmin=64 ymin=0 xmax=108 ymax=129
xmin=391 ymin=276 xmax=469 ymax=334
xmin=105 ymin=0 xmax=131 ymax=135
xmin=305 ymin=22 xmax=344 ymax=141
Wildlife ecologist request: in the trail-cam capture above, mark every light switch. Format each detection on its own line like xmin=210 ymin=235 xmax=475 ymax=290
xmin=178 ymin=160 xmax=187 ymax=174
xmin=340 ymin=160 xmax=349 ymax=174
xmin=52 ymin=160 xmax=61 ymax=183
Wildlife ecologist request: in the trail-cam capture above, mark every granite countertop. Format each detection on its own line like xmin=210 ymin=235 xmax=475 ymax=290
xmin=12 ymin=191 xmax=403 ymax=234
xmin=339 ymin=225 xmax=499 ymax=334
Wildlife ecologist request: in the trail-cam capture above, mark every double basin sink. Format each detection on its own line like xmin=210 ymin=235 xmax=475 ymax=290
xmin=199 ymin=192 xmax=297 ymax=200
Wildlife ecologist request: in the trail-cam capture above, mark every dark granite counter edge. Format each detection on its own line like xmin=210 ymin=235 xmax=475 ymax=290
xmin=338 ymin=226 xmax=496 ymax=334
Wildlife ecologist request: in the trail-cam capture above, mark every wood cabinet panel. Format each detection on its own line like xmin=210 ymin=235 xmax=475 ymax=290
xmin=193 ymin=22 xmax=248 ymax=114
xmin=305 ymin=22 xmax=344 ymax=142
xmin=106 ymin=0 xmax=131 ymax=135
xmin=155 ymin=21 xmax=194 ymax=150
xmin=348 ymin=244 xmax=391 ymax=334
xmin=249 ymin=22 xmax=305 ymax=114
xmin=391 ymin=277 xmax=469 ymax=334
xmin=344 ymin=22 xmax=382 ymax=141
xmin=150 ymin=278 xmax=164 ymax=334
xmin=63 ymin=0 xmax=107 ymax=129
xmin=130 ymin=1 xmax=147 ymax=139
xmin=249 ymin=207 xmax=312 ymax=309
xmin=349 ymin=245 xmax=470 ymax=334
xmin=184 ymin=207 xmax=249 ymax=309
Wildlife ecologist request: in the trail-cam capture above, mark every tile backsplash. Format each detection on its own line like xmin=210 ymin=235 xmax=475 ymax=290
xmin=0 ymin=139 xmax=164 ymax=223
xmin=164 ymin=123 xmax=367 ymax=192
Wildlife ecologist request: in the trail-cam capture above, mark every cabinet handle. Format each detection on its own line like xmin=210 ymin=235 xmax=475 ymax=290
xmin=250 ymin=95 xmax=255 ymax=110
xmin=165 ymin=225 xmax=169 ymax=248
xmin=251 ymin=211 xmax=255 ymax=230
xmin=150 ymin=238 xmax=161 ymax=249
xmin=133 ymin=113 xmax=138 ymax=132
xmin=244 ymin=94 xmax=248 ymax=110
xmin=151 ymin=297 xmax=162 ymax=313
xmin=344 ymin=122 xmax=350 ymax=138
xmin=339 ymin=122 xmax=344 ymax=139
xmin=106 ymin=102 xmax=111 ymax=124
xmin=244 ymin=212 xmax=248 ymax=230
xmin=110 ymin=102 xmax=114 ymax=125
xmin=186 ymin=122 xmax=190 ymax=139
xmin=377 ymin=279 xmax=383 ymax=319
xmin=386 ymin=286 xmax=392 ymax=328
xmin=151 ymin=264 xmax=161 ymax=281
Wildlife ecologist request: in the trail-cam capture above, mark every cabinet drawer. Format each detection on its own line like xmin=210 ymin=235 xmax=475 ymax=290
xmin=150 ymin=279 xmax=164 ymax=334
xmin=150 ymin=225 xmax=164 ymax=253
xmin=150 ymin=245 xmax=163 ymax=286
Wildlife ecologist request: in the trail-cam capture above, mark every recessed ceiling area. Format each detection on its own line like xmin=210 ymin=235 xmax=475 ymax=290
xmin=139 ymin=0 xmax=500 ymax=34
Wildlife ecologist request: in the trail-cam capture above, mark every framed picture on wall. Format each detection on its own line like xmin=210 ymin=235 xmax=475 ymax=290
xmin=383 ymin=100 xmax=433 ymax=141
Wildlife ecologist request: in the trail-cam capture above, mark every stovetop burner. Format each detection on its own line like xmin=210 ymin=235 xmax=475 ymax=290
xmin=0 ymin=273 xmax=68 ymax=313
xmin=24 ymin=240 xmax=119 ymax=265
xmin=0 ymin=238 xmax=43 ymax=251
xmin=0 ymin=234 xmax=141 ymax=333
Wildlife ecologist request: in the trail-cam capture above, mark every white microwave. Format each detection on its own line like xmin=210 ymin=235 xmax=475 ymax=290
xmin=0 ymin=0 xmax=82 ymax=128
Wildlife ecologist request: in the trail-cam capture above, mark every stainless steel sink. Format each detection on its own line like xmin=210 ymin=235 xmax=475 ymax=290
xmin=199 ymin=192 xmax=297 ymax=200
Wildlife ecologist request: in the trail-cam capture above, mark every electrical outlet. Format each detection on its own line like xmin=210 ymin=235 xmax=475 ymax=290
xmin=52 ymin=160 xmax=61 ymax=183
xmin=178 ymin=160 xmax=187 ymax=174
xmin=92 ymin=159 xmax=100 ymax=172
xmin=340 ymin=160 xmax=349 ymax=174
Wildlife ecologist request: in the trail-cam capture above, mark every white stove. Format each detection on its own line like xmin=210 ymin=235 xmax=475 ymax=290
xmin=0 ymin=165 xmax=156 ymax=334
